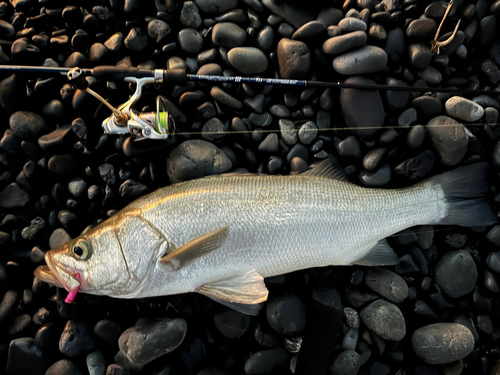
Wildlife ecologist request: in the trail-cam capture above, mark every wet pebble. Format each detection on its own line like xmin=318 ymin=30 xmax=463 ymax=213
xmin=116 ymin=318 xmax=187 ymax=371
xmin=360 ymin=299 xmax=406 ymax=341
xmin=364 ymin=267 xmax=408 ymax=303
xmin=445 ymin=96 xmax=484 ymax=122
xmin=412 ymin=323 xmax=474 ymax=365
xmin=266 ymin=294 xmax=306 ymax=336
xmin=195 ymin=0 xmax=237 ymax=13
xmin=434 ymin=250 xmax=478 ymax=298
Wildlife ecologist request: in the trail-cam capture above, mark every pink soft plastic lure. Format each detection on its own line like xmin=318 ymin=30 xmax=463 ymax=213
xmin=64 ymin=273 xmax=81 ymax=304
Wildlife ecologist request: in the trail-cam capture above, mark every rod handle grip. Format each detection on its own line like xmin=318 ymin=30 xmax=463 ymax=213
xmin=92 ymin=66 xmax=153 ymax=80
xmin=163 ymin=69 xmax=186 ymax=84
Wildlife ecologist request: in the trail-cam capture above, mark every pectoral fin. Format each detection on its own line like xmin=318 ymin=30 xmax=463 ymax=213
xmin=196 ymin=270 xmax=269 ymax=315
xmin=352 ymin=239 xmax=399 ymax=266
xmin=160 ymin=226 xmax=230 ymax=271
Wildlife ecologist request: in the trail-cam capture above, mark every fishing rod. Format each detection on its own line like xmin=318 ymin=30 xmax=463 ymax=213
xmin=0 ymin=64 xmax=496 ymax=140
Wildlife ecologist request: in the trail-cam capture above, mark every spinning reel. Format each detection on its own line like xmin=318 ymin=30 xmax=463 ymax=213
xmin=67 ymin=67 xmax=175 ymax=140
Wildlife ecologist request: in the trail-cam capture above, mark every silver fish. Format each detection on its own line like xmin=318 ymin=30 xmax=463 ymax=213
xmin=34 ymin=159 xmax=497 ymax=314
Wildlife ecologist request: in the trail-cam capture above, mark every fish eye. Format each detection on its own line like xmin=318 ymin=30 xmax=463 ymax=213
xmin=72 ymin=238 xmax=91 ymax=260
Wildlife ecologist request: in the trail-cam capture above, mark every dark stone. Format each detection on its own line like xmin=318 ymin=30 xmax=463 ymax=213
xmin=434 ymin=250 xmax=477 ymax=298
xmin=178 ymin=28 xmax=203 ymax=53
xmin=45 ymin=359 xmax=83 ymax=375
xmin=333 ymin=46 xmax=387 ymax=75
xmin=59 ymin=321 xmax=96 ymax=356
xmin=292 ymin=20 xmax=326 ymax=40
xmin=213 ymin=310 xmax=251 ymax=339
xmin=426 ymin=116 xmax=468 ymax=166
xmin=385 ymin=27 xmax=405 ymax=63
xmin=406 ymin=18 xmax=437 ymax=38
xmin=11 ymin=38 xmax=41 ymax=63
xmin=364 ymin=268 xmax=408 ymax=303
xmin=323 ymin=31 xmax=367 ymax=55
xmin=408 ymin=43 xmax=432 ymax=70
xmin=277 ymin=38 xmax=310 ymax=79
xmin=194 ymin=0 xmax=237 ymax=13
xmin=340 ymin=76 xmax=385 ymax=138
xmin=167 ymin=140 xmax=232 ymax=183
xmin=124 ymin=28 xmax=148 ymax=52
xmin=266 ymin=294 xmax=306 ymax=336
xmin=6 ymin=338 xmax=48 ymax=375
xmin=148 ymin=19 xmax=171 ymax=43
xmin=9 ymin=111 xmax=48 ymax=140
xmin=394 ymin=150 xmax=435 ymax=179
xmin=0 ymin=183 xmax=30 ymax=208
xmin=38 ymin=125 xmax=74 ymax=151
xmin=412 ymin=323 xmax=474 ymax=365
xmin=329 ymin=350 xmax=361 ymax=375
xmin=359 ymin=164 xmax=392 ymax=186
xmin=202 ymin=117 xmax=227 ymax=142
xmin=360 ymin=299 xmax=406 ymax=341
xmin=48 ymin=154 xmax=78 ymax=175
xmin=89 ymin=43 xmax=109 ymax=63
xmin=412 ymin=95 xmax=442 ymax=117
xmin=227 ymin=47 xmax=268 ymax=74
xmin=94 ymin=319 xmax=122 ymax=344
xmin=117 ymin=318 xmax=187 ymax=371
xmin=244 ymin=347 xmax=288 ymax=375
xmin=212 ymin=22 xmax=246 ymax=48
xmin=0 ymin=290 xmax=18 ymax=324
xmin=210 ymin=86 xmax=242 ymax=109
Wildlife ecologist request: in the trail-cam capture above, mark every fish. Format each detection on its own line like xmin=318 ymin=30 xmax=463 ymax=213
xmin=34 ymin=158 xmax=498 ymax=315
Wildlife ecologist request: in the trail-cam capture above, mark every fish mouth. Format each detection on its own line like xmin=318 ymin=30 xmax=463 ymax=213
xmin=34 ymin=251 xmax=81 ymax=293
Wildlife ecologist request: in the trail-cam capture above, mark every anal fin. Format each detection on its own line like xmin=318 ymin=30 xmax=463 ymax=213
xmin=352 ymin=239 xmax=399 ymax=266
xmin=195 ymin=270 xmax=269 ymax=315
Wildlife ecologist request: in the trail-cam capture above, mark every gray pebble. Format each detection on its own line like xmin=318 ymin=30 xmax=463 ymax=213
xmin=472 ymin=95 xmax=499 ymax=109
xmin=49 ymin=228 xmax=71 ymax=249
xmin=167 ymin=140 xmax=232 ymax=183
xmin=363 ymin=148 xmax=385 ymax=171
xmin=147 ymin=19 xmax=171 ymax=43
xmin=278 ymin=22 xmax=295 ymax=38
xmin=486 ymin=225 xmax=500 ymax=246
xmin=94 ymin=319 xmax=122 ymax=344
xmin=344 ymin=307 xmax=360 ymax=329
xmin=256 ymin=25 xmax=275 ymax=51
xmin=368 ymin=23 xmax=387 ymax=40
xmin=298 ymin=121 xmax=318 ymax=145
xmin=178 ymin=28 xmax=203 ymax=53
xmin=484 ymin=270 xmax=500 ymax=294
xmin=445 ymin=96 xmax=484 ymax=122
xmin=45 ymin=359 xmax=82 ymax=375
xmin=269 ymin=104 xmax=291 ymax=118
xmin=249 ymin=112 xmax=272 ymax=127
xmin=342 ymin=327 xmax=359 ymax=350
xmin=244 ymin=94 xmax=265 ymax=113
xmin=227 ymin=47 xmax=268 ymax=74
xmin=117 ymin=318 xmax=187 ymax=371
xmin=333 ymin=46 xmax=387 ymax=75
xmin=397 ymin=107 xmax=417 ymax=127
xmin=202 ymin=117 xmax=227 ymax=142
xmin=417 ymin=67 xmax=442 ymax=84
xmin=406 ymin=18 xmax=437 ymax=38
xmin=210 ymin=86 xmax=242 ymax=109
xmin=337 ymin=135 xmax=361 ymax=158
xmin=338 ymin=17 xmax=367 ymax=32
xmin=290 ymin=157 xmax=308 ymax=174
xmin=408 ymin=43 xmax=432 ymax=70
xmin=435 ymin=250 xmax=477 ymax=298
xmin=407 ymin=125 xmax=426 ymax=149
xmin=195 ymin=0 xmax=237 ymax=13
xmin=323 ymin=31 xmax=367 ymax=55
xmin=412 ymin=95 xmax=442 ymax=117
xmin=258 ymin=133 xmax=279 ymax=153
xmin=277 ymin=38 xmax=310 ymax=79
xmin=412 ymin=323 xmax=474 ymax=364
xmin=59 ymin=321 xmax=96 ymax=357
xmin=87 ymin=351 xmax=106 ymax=375
xmin=9 ymin=111 xmax=48 ymax=141
xmin=329 ymin=350 xmax=361 ymax=375
xmin=279 ymin=119 xmax=297 ymax=145
xmin=98 ymin=163 xmax=116 ymax=185
xmin=266 ymin=294 xmax=306 ymax=336
xmin=180 ymin=1 xmax=202 ymax=29
xmin=212 ymin=22 xmax=246 ymax=48
xmin=359 ymin=164 xmax=392 ymax=186
xmin=360 ymin=299 xmax=406 ymax=341
xmin=364 ymin=267 xmax=408 ymax=303
xmin=124 ymin=27 xmax=148 ymax=51
xmin=340 ymin=76 xmax=386 ymax=138
xmin=316 ymin=7 xmax=343 ymax=27
xmin=292 ymin=20 xmax=326 ymax=40
xmin=0 ymin=183 xmax=30 ymax=208
xmin=385 ymin=77 xmax=410 ymax=109
xmin=426 ymin=116 xmax=468 ymax=166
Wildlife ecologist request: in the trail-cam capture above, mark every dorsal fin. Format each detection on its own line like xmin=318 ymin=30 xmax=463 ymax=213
xmin=302 ymin=156 xmax=350 ymax=182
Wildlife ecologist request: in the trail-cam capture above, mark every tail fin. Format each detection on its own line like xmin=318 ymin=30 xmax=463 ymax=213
xmin=427 ymin=162 xmax=498 ymax=227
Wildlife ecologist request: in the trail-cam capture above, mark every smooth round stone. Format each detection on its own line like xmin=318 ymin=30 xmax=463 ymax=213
xmin=124 ymin=27 xmax=148 ymax=51
xmin=473 ymin=95 xmax=500 ymax=109
xmin=197 ymin=62 xmax=222 ymax=76
xmin=363 ymin=148 xmax=385 ymax=170
xmin=364 ymin=268 xmax=408 ymax=303
xmin=417 ymin=67 xmax=442 ymax=84
xmin=435 ymin=250 xmax=477 ymax=298
xmin=0 ymin=183 xmax=30 ymax=208
xmin=0 ymin=290 xmax=18 ymax=324
xmin=298 ymin=121 xmax=318 ymax=145
xmin=269 ymin=104 xmax=291 ymax=118
xmin=11 ymin=38 xmax=41 ymax=62
xmin=292 ymin=20 xmax=326 ymax=40
xmin=194 ymin=0 xmax=237 ymax=13
xmin=117 ymin=318 xmax=187 ymax=371
xmin=244 ymin=347 xmax=288 ymax=375
xmin=49 ymin=228 xmax=71 ymax=249
xmin=88 ymin=43 xmax=108 ymax=63
xmin=277 ymin=38 xmax=311 ymax=79
xmin=445 ymin=96 xmax=484 ymax=122
xmin=342 ymin=327 xmax=359 ymax=350
xmin=258 ymin=133 xmax=279 ymax=153
xmin=178 ymin=28 xmax=203 ymax=53
xmin=359 ymin=164 xmax=391 ymax=186
xmin=279 ymin=119 xmax=297 ymax=145
xmin=338 ymin=135 xmax=361 ymax=158
xmin=426 ymin=116 xmax=468 ymax=166
xmin=329 ymin=350 xmax=361 ymax=375
xmin=333 ymin=45 xmax=387 ymax=75
xmin=407 ymin=125 xmax=426 ymax=149
xmin=412 ymin=323 xmax=474 ymax=365
xmin=486 ymin=225 xmax=500 ymax=246
xmin=38 ymin=125 xmax=73 ymax=151
xmin=94 ymin=319 xmax=122 ymax=344
xmin=212 ymin=22 xmax=246 ymax=48
xmin=6 ymin=338 xmax=47 ymax=375
xmin=249 ymin=112 xmax=272 ymax=127
xmin=338 ymin=17 xmax=367 ymax=32
xmin=398 ymin=108 xmax=417 ymax=127
xmin=60 ymin=321 xmax=96 ymax=357
xmin=340 ymin=76 xmax=385 ymax=138
xmin=213 ymin=310 xmax=251 ymax=339
xmin=45 ymin=359 xmax=82 ymax=375
xmin=87 ymin=351 xmax=106 ymax=375
xmin=147 ymin=19 xmax=171 ymax=43
xmin=408 ymin=43 xmax=432 ymax=70
xmin=256 ymin=25 xmax=275 ymax=51
xmin=266 ymin=294 xmax=306 ymax=336
xmin=278 ymin=22 xmax=295 ymax=38
xmin=437 ymin=30 xmax=465 ymax=56
xmin=210 ymin=86 xmax=242 ymax=109
xmin=385 ymin=77 xmax=409 ymax=109
xmin=406 ymin=18 xmax=437 ymax=38
xmin=167 ymin=140 xmax=232 ymax=183
xmin=412 ymin=95 xmax=442 ymax=117
xmin=385 ymin=27 xmax=405 ymax=63
xmin=180 ymin=1 xmax=202 ymax=28
xmin=360 ymin=299 xmax=406 ymax=341
xmin=317 ymin=7 xmax=344 ymax=27
xmin=9 ymin=111 xmax=48 ymax=140
xmin=323 ymin=31 xmax=367 ymax=55
xmin=227 ymin=47 xmax=268 ymax=74
xmin=482 ymin=59 xmax=500 ymax=84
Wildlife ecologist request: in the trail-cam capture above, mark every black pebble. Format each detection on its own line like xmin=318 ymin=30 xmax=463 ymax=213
xmin=213 ymin=310 xmax=251 ymax=339
xmin=6 ymin=337 xmax=48 ymax=375
xmin=244 ymin=347 xmax=288 ymax=375
xmin=266 ymin=294 xmax=306 ymax=336
xmin=59 ymin=320 xmax=96 ymax=357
